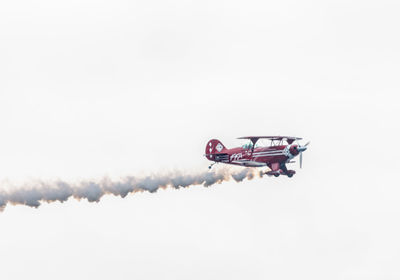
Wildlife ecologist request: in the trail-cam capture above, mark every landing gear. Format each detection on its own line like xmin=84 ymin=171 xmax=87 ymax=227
xmin=208 ymin=162 xmax=217 ymax=169
xmin=280 ymin=163 xmax=295 ymax=178
xmin=265 ymin=166 xmax=295 ymax=178
xmin=286 ymin=170 xmax=295 ymax=178
xmin=265 ymin=171 xmax=280 ymax=177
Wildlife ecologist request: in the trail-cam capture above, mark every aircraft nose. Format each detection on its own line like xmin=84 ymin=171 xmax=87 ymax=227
xmin=298 ymin=146 xmax=307 ymax=152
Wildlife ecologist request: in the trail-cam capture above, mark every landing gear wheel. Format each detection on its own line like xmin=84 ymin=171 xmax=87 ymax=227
xmin=287 ymin=173 xmax=293 ymax=178
xmin=273 ymin=174 xmax=279 ymax=177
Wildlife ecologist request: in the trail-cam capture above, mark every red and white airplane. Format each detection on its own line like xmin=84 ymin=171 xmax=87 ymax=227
xmin=205 ymin=136 xmax=309 ymax=177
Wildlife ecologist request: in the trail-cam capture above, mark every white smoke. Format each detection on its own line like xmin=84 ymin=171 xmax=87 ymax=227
xmin=0 ymin=167 xmax=264 ymax=210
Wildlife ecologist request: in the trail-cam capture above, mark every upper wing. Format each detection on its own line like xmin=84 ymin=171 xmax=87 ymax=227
xmin=238 ymin=136 xmax=302 ymax=145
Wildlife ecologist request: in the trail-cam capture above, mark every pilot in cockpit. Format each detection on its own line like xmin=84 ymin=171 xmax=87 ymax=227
xmin=242 ymin=142 xmax=254 ymax=150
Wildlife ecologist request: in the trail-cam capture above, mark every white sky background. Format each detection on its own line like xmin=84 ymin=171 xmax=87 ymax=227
xmin=0 ymin=0 xmax=399 ymax=279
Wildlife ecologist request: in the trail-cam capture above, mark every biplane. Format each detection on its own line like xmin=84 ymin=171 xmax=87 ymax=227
xmin=204 ymin=136 xmax=309 ymax=177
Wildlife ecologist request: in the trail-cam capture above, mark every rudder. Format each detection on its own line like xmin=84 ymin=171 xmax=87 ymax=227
xmin=205 ymin=139 xmax=227 ymax=160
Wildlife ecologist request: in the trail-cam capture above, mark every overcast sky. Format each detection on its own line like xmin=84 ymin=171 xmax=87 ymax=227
xmin=0 ymin=0 xmax=399 ymax=279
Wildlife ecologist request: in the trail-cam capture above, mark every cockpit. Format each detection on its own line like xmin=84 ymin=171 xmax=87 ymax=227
xmin=241 ymin=143 xmax=254 ymax=150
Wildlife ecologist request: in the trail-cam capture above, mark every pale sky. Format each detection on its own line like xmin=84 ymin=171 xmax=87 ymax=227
xmin=0 ymin=0 xmax=399 ymax=279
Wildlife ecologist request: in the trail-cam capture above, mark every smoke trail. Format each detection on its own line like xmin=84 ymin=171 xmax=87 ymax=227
xmin=0 ymin=167 xmax=262 ymax=210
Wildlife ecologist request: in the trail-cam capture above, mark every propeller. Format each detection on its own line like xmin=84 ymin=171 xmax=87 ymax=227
xmin=298 ymin=141 xmax=310 ymax=169
xmin=300 ymin=152 xmax=303 ymax=169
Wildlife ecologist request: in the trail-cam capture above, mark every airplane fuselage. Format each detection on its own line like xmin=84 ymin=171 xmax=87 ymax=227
xmin=213 ymin=145 xmax=294 ymax=167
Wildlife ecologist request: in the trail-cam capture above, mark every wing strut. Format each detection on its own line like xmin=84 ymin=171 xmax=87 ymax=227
xmin=249 ymin=137 xmax=258 ymax=154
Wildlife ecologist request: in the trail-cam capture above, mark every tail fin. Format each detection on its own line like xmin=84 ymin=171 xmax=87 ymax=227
xmin=205 ymin=139 xmax=227 ymax=160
